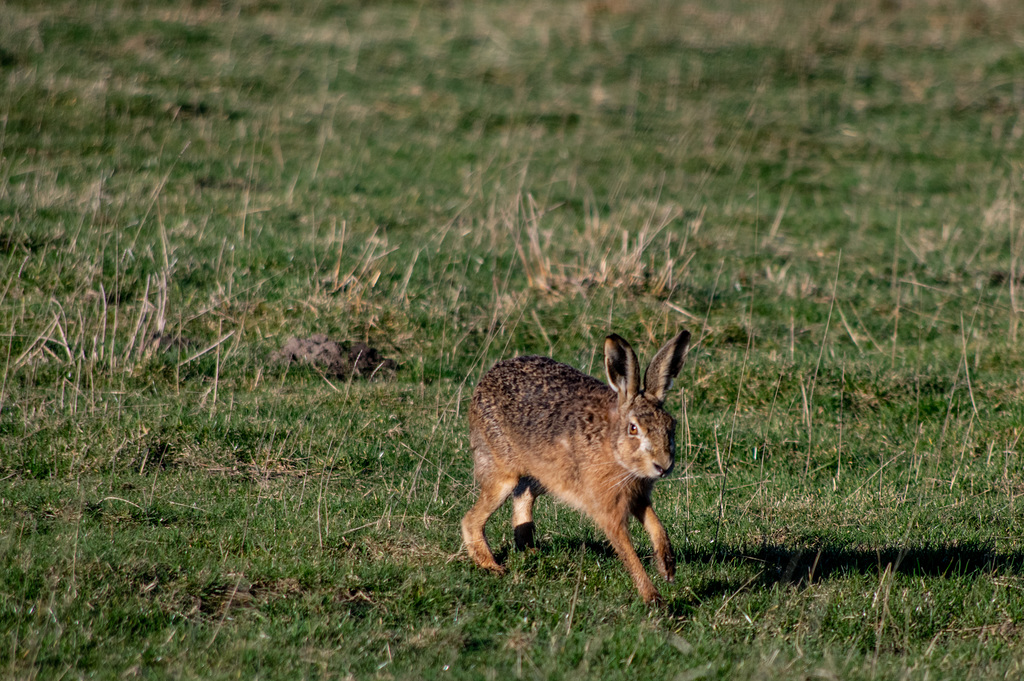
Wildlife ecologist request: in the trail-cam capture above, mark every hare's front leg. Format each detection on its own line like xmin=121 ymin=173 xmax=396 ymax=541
xmin=632 ymin=500 xmax=676 ymax=582
xmin=597 ymin=514 xmax=661 ymax=604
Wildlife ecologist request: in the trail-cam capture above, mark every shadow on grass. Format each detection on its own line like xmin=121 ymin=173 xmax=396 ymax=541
xmin=530 ymin=537 xmax=1024 ymax=585
xmin=676 ymin=540 xmax=1024 ymax=589
xmin=493 ymin=538 xmax=618 ymax=570
xmin=493 ymin=536 xmax=1022 ymax=614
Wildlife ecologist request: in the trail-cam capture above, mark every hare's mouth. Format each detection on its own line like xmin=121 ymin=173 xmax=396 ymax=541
xmin=651 ymin=462 xmax=674 ymax=479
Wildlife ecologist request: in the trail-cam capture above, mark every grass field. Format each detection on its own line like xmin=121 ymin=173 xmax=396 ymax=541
xmin=2 ymin=0 xmax=1024 ymax=678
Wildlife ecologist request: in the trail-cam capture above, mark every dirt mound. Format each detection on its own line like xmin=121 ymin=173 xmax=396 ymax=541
xmin=150 ymin=331 xmax=199 ymax=352
xmin=272 ymin=335 xmax=396 ymax=380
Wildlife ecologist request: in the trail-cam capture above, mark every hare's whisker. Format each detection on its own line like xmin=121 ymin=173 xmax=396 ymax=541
xmin=611 ymin=470 xmax=639 ymax=490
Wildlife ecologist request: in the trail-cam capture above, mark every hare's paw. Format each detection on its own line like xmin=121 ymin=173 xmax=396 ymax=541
xmin=642 ymin=586 xmax=664 ymax=606
xmin=465 ymin=548 xmax=507 ymax=575
xmin=656 ymin=550 xmax=676 ymax=582
xmin=513 ymin=522 xmax=536 ymax=551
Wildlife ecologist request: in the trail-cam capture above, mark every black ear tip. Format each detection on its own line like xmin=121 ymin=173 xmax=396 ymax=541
xmin=673 ymin=331 xmax=691 ymax=357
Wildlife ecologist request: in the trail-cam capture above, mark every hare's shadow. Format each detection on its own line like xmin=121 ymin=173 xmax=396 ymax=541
xmin=495 ymin=533 xmax=1024 ymax=616
xmin=659 ymin=540 xmax=1024 ymax=616
xmin=505 ymin=535 xmax=1023 ymax=580
xmin=697 ymin=539 xmax=1024 ymax=585
xmin=493 ymin=536 xmax=619 ymax=567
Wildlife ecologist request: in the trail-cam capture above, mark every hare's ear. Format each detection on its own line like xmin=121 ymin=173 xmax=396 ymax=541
xmin=605 ymin=334 xmax=640 ymax=403
xmin=643 ymin=330 xmax=691 ymax=404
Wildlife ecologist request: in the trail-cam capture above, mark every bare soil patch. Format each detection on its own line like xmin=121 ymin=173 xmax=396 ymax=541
xmin=272 ymin=334 xmax=397 ymax=380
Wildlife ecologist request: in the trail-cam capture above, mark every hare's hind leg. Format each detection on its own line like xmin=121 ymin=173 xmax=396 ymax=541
xmin=512 ymin=477 xmax=541 ymax=551
xmin=462 ymin=477 xmax=515 ymax=574
xmin=462 ymin=450 xmax=516 ymax=574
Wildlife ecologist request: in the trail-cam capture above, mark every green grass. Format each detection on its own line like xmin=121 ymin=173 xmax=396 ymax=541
xmin=2 ymin=0 xmax=1024 ymax=678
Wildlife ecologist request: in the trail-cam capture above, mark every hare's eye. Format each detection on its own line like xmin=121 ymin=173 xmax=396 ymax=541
xmin=628 ymin=423 xmax=638 ymax=436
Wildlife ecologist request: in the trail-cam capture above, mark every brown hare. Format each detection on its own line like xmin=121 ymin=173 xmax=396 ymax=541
xmin=462 ymin=330 xmax=690 ymax=603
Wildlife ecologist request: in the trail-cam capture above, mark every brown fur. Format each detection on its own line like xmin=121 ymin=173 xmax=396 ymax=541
xmin=461 ymin=330 xmax=691 ymax=603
